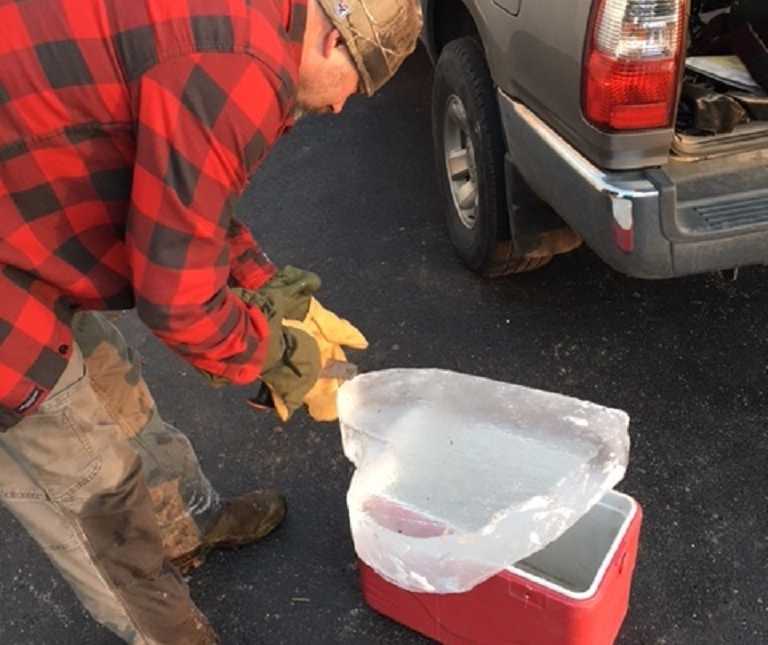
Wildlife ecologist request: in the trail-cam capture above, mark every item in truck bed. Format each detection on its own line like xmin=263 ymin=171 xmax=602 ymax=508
xmin=679 ymin=80 xmax=749 ymax=134
xmin=732 ymin=0 xmax=768 ymax=92
xmin=730 ymin=91 xmax=768 ymax=120
xmin=686 ymin=55 xmax=764 ymax=93
xmin=688 ymin=8 xmax=733 ymax=57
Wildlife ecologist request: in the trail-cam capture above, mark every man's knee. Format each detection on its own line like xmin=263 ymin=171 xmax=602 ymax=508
xmin=73 ymin=312 xmax=155 ymax=438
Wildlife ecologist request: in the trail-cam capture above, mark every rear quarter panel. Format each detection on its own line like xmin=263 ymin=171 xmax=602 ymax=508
xmin=424 ymin=0 xmax=676 ymax=170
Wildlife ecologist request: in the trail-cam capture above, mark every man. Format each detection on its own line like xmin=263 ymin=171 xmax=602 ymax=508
xmin=0 ymin=0 xmax=422 ymax=642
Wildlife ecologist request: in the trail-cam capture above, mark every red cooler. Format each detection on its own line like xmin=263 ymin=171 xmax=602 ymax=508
xmin=359 ymin=490 xmax=642 ymax=645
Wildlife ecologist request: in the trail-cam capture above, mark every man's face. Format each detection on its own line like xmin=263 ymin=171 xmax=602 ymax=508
xmin=295 ymin=35 xmax=361 ymax=118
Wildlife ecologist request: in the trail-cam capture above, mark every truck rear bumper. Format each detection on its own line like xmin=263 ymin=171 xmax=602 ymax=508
xmin=498 ymin=91 xmax=768 ymax=279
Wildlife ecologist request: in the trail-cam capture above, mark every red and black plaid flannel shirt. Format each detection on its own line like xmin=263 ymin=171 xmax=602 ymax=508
xmin=0 ymin=0 xmax=308 ymax=428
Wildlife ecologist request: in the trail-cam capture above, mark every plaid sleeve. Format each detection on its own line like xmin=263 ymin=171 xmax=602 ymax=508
xmin=127 ymin=52 xmax=288 ymax=384
xmin=227 ymin=217 xmax=277 ymax=290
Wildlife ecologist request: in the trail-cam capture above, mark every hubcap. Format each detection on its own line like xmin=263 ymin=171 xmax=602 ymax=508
xmin=443 ymin=95 xmax=479 ymax=230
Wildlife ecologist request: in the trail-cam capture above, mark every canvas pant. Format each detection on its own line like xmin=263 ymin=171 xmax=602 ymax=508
xmin=0 ymin=312 xmax=222 ymax=644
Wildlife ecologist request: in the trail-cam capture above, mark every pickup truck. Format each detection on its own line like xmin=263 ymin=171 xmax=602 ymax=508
xmin=420 ymin=0 xmax=768 ymax=278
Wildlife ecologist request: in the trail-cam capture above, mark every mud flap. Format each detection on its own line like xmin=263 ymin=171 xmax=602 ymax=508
xmin=505 ymin=155 xmax=581 ymax=257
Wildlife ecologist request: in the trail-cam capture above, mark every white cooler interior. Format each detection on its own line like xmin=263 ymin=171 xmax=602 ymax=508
xmin=511 ymin=491 xmax=636 ymax=598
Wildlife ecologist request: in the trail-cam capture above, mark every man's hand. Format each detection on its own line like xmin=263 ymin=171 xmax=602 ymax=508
xmin=251 ymin=298 xmax=368 ymax=422
xmin=201 ymin=267 xmax=367 ymax=423
xmin=283 ymin=298 xmax=368 ymax=422
xmin=234 ymin=265 xmax=321 ymax=323
xmin=242 ymin=266 xmax=323 ymax=421
xmin=258 ymin=326 xmax=322 ymax=421
xmin=198 ymin=266 xmax=321 ymax=392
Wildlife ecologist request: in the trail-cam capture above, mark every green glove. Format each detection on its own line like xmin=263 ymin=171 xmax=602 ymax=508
xmin=201 ymin=266 xmax=321 ymax=392
xmin=258 ymin=326 xmax=321 ymax=421
xmin=234 ymin=265 xmax=322 ymax=324
xmin=244 ymin=266 xmax=322 ymax=419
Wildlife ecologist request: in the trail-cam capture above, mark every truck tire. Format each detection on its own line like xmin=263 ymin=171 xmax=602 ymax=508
xmin=433 ymin=37 xmax=552 ymax=276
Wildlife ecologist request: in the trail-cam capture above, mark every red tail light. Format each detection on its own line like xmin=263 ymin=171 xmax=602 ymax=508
xmin=583 ymin=0 xmax=687 ymax=131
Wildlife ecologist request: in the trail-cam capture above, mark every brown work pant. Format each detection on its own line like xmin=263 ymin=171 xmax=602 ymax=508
xmin=0 ymin=312 xmax=221 ymax=644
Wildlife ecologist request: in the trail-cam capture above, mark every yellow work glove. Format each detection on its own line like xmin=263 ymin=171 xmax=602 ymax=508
xmin=284 ymin=298 xmax=368 ymax=422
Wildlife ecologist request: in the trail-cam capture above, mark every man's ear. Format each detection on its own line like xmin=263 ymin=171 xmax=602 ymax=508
xmin=322 ymin=28 xmax=343 ymax=59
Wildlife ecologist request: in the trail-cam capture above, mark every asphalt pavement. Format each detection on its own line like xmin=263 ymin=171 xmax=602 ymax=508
xmin=2 ymin=47 xmax=768 ymax=645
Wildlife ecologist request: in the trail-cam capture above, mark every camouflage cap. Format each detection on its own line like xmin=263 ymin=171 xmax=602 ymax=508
xmin=316 ymin=0 xmax=423 ymax=96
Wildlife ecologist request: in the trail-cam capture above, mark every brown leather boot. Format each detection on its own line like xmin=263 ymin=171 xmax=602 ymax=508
xmin=172 ymin=489 xmax=286 ymax=574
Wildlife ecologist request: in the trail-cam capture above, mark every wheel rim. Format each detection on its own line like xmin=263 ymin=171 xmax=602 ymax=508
xmin=443 ymin=95 xmax=479 ymax=230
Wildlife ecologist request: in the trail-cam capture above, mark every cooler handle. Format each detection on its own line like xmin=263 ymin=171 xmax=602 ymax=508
xmin=507 ymin=582 xmax=546 ymax=609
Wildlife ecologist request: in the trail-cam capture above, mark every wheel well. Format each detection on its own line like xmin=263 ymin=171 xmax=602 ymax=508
xmin=431 ymin=0 xmax=480 ymax=55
